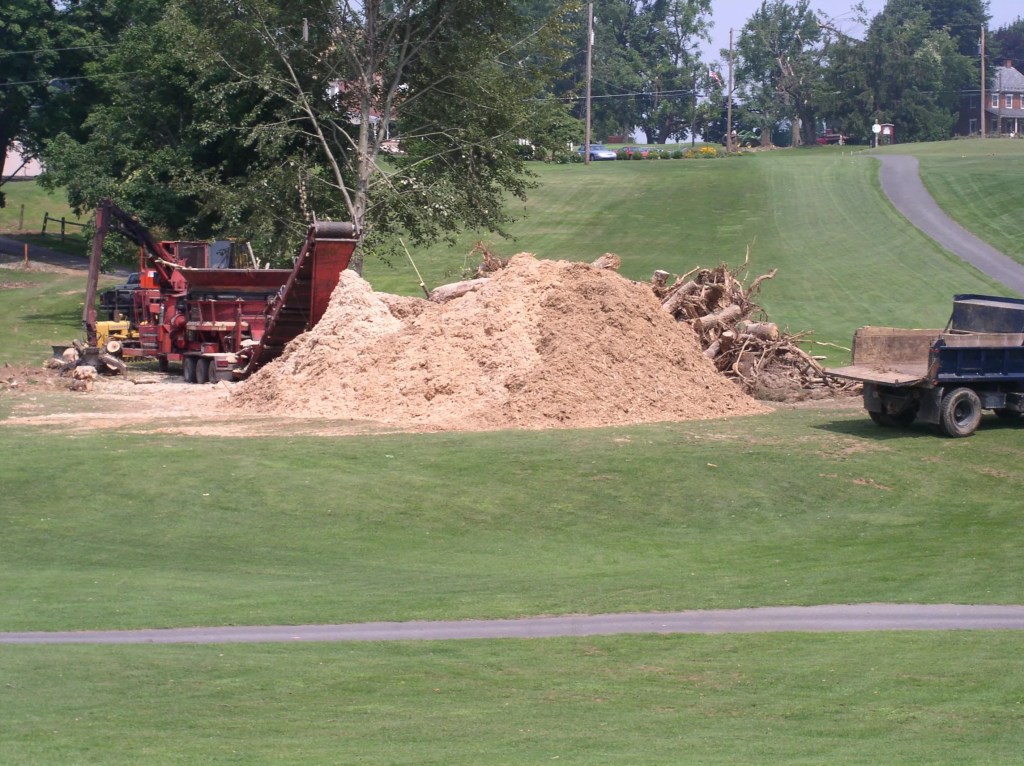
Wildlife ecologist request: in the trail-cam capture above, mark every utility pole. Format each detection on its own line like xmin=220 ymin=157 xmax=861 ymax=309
xmin=980 ymin=24 xmax=987 ymax=139
xmin=691 ymin=67 xmax=697 ymax=148
xmin=584 ymin=2 xmax=593 ymax=165
xmin=726 ymin=28 xmax=734 ymax=153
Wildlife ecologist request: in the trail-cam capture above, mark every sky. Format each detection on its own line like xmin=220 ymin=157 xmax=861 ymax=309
xmin=703 ymin=0 xmax=1023 ymax=62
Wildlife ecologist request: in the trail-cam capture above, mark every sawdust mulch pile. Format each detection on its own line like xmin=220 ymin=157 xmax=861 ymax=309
xmin=230 ymin=255 xmax=769 ymax=431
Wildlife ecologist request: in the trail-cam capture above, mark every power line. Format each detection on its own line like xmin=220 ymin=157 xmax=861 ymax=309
xmin=0 ymin=71 xmax=144 ymax=88
xmin=0 ymin=43 xmax=118 ymax=57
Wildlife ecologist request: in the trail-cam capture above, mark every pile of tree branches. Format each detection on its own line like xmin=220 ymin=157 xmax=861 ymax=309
xmin=650 ymin=258 xmax=856 ymax=400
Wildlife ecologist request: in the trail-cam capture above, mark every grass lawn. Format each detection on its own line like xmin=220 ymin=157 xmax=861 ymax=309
xmin=876 ymin=139 xmax=1024 ymax=266
xmin=3 ymin=405 xmax=1023 ymax=633
xmin=0 ymin=268 xmax=114 ymax=364
xmin=3 ymin=146 xmax=1024 ymax=764
xmin=0 ymin=179 xmax=85 ymax=234
xmin=3 ymin=633 xmax=1023 ymax=764
xmin=365 ymin=149 xmax=1009 ymax=355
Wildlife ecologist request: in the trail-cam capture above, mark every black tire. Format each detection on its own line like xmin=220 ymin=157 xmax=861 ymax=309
xmin=889 ymin=403 xmax=918 ymax=426
xmin=868 ymin=402 xmax=917 ymax=428
xmin=196 ymin=357 xmax=211 ymax=385
xmin=207 ymin=360 xmax=219 ymax=384
xmin=940 ymin=388 xmax=982 ymax=438
xmin=869 ymin=410 xmax=895 ymax=426
xmin=182 ymin=355 xmax=197 ymax=384
xmin=158 ymin=356 xmax=170 ymax=373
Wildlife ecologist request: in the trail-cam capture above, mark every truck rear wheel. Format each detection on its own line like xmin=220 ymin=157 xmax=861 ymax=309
xmin=868 ymin=401 xmax=917 ymax=427
xmin=183 ymin=355 xmax=197 ymax=384
xmin=940 ymin=388 xmax=982 ymax=438
xmin=196 ymin=357 xmax=211 ymax=385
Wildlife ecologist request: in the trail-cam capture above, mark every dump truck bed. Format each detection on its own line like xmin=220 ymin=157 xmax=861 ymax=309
xmin=828 ymin=327 xmax=942 ymax=386
xmin=829 ymin=326 xmax=1024 ymax=387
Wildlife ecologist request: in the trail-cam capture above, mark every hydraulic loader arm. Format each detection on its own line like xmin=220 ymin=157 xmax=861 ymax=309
xmin=83 ymin=199 xmax=185 ymax=345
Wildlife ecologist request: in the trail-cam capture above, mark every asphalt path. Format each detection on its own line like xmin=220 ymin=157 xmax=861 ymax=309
xmin=4 ymin=604 xmax=1024 ymax=644
xmin=0 ymin=234 xmax=89 ymax=270
xmin=873 ymin=154 xmax=1024 ymax=295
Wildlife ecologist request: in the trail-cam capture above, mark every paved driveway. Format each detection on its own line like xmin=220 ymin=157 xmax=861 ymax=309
xmin=873 ymin=154 xmax=1024 ymax=294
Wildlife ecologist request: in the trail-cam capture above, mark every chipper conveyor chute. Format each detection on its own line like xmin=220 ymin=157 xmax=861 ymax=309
xmin=235 ymin=221 xmax=359 ymax=378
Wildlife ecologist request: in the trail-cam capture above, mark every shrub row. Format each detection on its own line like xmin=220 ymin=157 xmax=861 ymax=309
xmin=549 ymin=146 xmax=719 ymax=163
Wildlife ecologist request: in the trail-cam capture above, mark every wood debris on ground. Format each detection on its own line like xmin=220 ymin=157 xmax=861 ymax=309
xmin=458 ymin=245 xmax=858 ymax=402
xmin=650 ymin=251 xmax=857 ymax=400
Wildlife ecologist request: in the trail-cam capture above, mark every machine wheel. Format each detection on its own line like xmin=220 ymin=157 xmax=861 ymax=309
xmin=158 ymin=356 xmax=170 ymax=373
xmin=182 ymin=355 xmax=197 ymax=384
xmin=207 ymin=361 xmax=220 ymax=384
xmin=196 ymin=357 xmax=211 ymax=385
xmin=868 ymin=402 xmax=917 ymax=428
xmin=868 ymin=410 xmax=896 ymax=426
xmin=940 ymin=388 xmax=982 ymax=438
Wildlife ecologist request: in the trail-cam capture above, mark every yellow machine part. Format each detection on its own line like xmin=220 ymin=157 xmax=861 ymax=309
xmin=95 ymin=321 xmax=135 ymax=348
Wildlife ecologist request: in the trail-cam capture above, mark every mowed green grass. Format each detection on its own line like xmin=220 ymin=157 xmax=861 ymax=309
xmin=0 ymin=268 xmax=115 ymax=364
xmin=3 ymin=146 xmax=1024 ymax=764
xmin=365 ymin=148 xmax=1010 ymax=356
xmin=0 ymin=180 xmax=85 ymax=232
xmin=3 ymin=406 xmax=1023 ymax=633
xmin=878 ymin=139 xmax=1024 ymax=265
xmin=4 ymin=633 xmax=1023 ymax=765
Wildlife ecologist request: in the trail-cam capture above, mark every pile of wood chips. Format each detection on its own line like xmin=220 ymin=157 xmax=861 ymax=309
xmin=650 ymin=254 xmax=856 ymax=400
xmin=447 ymin=245 xmax=856 ymax=401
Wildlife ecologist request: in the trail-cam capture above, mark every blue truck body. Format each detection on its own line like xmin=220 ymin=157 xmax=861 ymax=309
xmin=828 ymin=294 xmax=1024 ymax=436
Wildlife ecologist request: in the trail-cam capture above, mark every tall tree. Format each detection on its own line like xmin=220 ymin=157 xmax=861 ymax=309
xmin=882 ymin=0 xmax=990 ymax=56
xmin=40 ymin=0 xmax=574 ymax=269
xmin=735 ymin=0 xmax=823 ymax=147
xmin=0 ymin=0 xmax=59 ymax=206
xmin=990 ymin=17 xmax=1024 ymax=65
xmin=569 ymin=0 xmax=711 ymax=143
xmin=821 ymin=3 xmax=975 ymax=142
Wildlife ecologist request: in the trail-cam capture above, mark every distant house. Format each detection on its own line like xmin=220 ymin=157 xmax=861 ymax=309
xmin=959 ymin=62 xmax=1024 ymax=137
xmin=3 ymin=143 xmax=43 ymax=179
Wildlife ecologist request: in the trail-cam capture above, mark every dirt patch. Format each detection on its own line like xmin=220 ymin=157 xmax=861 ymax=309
xmin=231 ymin=255 xmax=769 ymax=432
xmin=0 ymin=260 xmax=81 ymax=275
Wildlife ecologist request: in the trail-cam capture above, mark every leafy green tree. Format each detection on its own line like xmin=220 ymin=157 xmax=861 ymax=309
xmin=0 ymin=0 xmax=60 ymax=206
xmin=39 ymin=0 xmax=574 ymax=270
xmin=882 ymin=0 xmax=989 ymax=56
xmin=566 ymin=0 xmax=710 ymax=143
xmin=735 ymin=0 xmax=823 ymax=147
xmin=821 ymin=4 xmax=975 ymax=142
xmin=990 ymin=17 xmax=1024 ymax=65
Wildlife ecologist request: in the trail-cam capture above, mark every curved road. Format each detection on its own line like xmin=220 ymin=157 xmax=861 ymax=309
xmin=3 ymin=604 xmax=1024 ymax=644
xmin=873 ymin=154 xmax=1024 ymax=294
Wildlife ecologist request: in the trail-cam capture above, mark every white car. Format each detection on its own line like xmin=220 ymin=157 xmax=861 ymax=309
xmin=576 ymin=144 xmax=618 ymax=161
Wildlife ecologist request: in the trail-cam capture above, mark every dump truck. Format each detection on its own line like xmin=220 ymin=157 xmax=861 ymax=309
xmin=828 ymin=294 xmax=1024 ymax=437
xmin=82 ymin=199 xmax=359 ymax=382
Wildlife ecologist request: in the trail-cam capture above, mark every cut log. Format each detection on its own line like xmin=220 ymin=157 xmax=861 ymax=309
xmin=98 ymin=353 xmax=127 ymax=374
xmin=737 ymin=321 xmax=779 ymax=341
xmin=591 ymin=253 xmax=621 ymax=271
xmin=429 ymin=278 xmax=489 ymax=303
xmin=694 ymin=304 xmax=742 ymax=332
xmin=661 ymin=280 xmax=701 ymax=315
xmin=651 ymin=270 xmax=670 ymax=292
